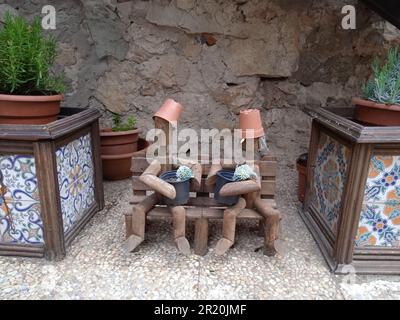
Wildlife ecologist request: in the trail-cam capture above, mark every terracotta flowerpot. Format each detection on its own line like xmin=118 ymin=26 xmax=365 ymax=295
xmin=353 ymin=97 xmax=400 ymax=126
xmin=239 ymin=109 xmax=265 ymax=139
xmin=100 ymin=128 xmax=141 ymax=180
xmin=0 ymin=94 xmax=63 ymax=124
xmin=153 ymin=98 xmax=183 ymax=123
xmin=296 ymin=153 xmax=308 ymax=203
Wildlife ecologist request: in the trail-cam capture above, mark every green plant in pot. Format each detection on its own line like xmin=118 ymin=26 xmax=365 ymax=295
xmin=353 ymin=47 xmax=400 ymax=126
xmin=0 ymin=13 xmax=65 ymax=124
xmin=100 ymin=112 xmax=142 ymax=180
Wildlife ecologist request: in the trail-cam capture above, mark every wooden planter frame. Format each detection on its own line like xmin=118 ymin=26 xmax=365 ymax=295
xmin=0 ymin=108 xmax=104 ymax=260
xmin=301 ymin=106 xmax=400 ymax=275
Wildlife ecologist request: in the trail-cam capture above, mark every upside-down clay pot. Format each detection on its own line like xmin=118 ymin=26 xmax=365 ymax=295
xmin=239 ymin=109 xmax=265 ymax=139
xmin=153 ymin=98 xmax=183 ymax=123
xmin=296 ymin=153 xmax=308 ymax=203
xmin=353 ymin=97 xmax=400 ymax=126
xmin=0 ymin=94 xmax=63 ymax=124
xmin=100 ymin=128 xmax=142 ymax=180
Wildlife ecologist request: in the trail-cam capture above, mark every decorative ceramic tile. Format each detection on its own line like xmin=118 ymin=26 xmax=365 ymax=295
xmin=0 ymin=155 xmax=44 ymax=244
xmin=311 ymin=133 xmax=350 ymax=233
xmin=56 ymin=133 xmax=95 ymax=234
xmin=356 ymin=156 xmax=400 ymax=247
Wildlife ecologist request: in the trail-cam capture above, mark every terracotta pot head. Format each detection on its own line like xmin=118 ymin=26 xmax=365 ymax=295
xmin=239 ymin=109 xmax=265 ymax=139
xmin=153 ymin=98 xmax=183 ymax=124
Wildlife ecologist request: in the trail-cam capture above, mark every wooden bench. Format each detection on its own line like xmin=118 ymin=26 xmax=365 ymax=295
xmin=125 ymin=155 xmax=280 ymax=255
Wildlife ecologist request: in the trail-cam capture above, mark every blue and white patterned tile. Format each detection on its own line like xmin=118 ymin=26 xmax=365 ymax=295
xmin=356 ymin=155 xmax=400 ymax=247
xmin=56 ymin=134 xmax=95 ymax=234
xmin=0 ymin=155 xmax=44 ymax=244
xmin=311 ymin=133 xmax=350 ymax=233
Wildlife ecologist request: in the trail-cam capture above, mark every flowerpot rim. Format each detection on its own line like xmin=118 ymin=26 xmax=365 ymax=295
xmin=160 ymin=170 xmax=191 ymax=184
xmin=0 ymin=93 xmax=64 ymax=102
xmin=100 ymin=127 xmax=142 ymax=137
xmin=352 ymin=97 xmax=400 ymax=112
xmin=216 ymin=169 xmax=236 ymax=182
xmin=101 ymin=152 xmax=136 ymax=160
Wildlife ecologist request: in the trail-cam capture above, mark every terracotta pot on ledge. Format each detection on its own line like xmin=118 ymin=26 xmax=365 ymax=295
xmin=0 ymin=94 xmax=63 ymax=125
xmin=353 ymin=97 xmax=400 ymax=126
xmin=100 ymin=128 xmax=142 ymax=181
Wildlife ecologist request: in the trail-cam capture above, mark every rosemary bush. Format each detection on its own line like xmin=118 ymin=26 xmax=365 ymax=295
xmin=111 ymin=113 xmax=137 ymax=132
xmin=0 ymin=13 xmax=65 ymax=95
xmin=362 ymin=48 xmax=400 ymax=105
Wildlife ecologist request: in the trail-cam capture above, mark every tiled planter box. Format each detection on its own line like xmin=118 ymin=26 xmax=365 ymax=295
xmin=301 ymin=107 xmax=400 ymax=275
xmin=0 ymin=108 xmax=104 ymax=260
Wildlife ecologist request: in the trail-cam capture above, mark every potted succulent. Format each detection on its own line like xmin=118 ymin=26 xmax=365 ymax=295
xmin=160 ymin=165 xmax=194 ymax=206
xmin=353 ymin=47 xmax=400 ymax=126
xmin=214 ymin=164 xmax=257 ymax=205
xmin=0 ymin=13 xmax=65 ymax=124
xmin=100 ymin=113 xmax=141 ymax=180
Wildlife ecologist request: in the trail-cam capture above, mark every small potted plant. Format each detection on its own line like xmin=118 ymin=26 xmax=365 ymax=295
xmin=0 ymin=13 xmax=65 ymax=124
xmin=214 ymin=164 xmax=257 ymax=205
xmin=353 ymin=47 xmax=400 ymax=126
xmin=100 ymin=113 xmax=141 ymax=180
xmin=160 ymin=165 xmax=194 ymax=205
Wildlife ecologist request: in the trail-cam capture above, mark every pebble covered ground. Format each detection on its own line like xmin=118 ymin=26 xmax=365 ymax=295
xmin=1 ymin=168 xmax=400 ymax=300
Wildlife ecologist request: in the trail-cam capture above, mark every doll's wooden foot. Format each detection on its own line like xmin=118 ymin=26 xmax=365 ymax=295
xmin=175 ymin=236 xmax=191 ymax=255
xmin=124 ymin=234 xmax=144 ymax=253
xmin=215 ymin=238 xmax=234 ymax=256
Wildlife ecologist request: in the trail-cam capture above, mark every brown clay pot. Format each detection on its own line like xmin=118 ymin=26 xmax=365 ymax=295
xmin=153 ymin=98 xmax=183 ymax=123
xmin=239 ymin=109 xmax=265 ymax=139
xmin=296 ymin=153 xmax=308 ymax=203
xmin=100 ymin=128 xmax=141 ymax=180
xmin=0 ymin=94 xmax=63 ymax=124
xmin=353 ymin=97 xmax=400 ymax=126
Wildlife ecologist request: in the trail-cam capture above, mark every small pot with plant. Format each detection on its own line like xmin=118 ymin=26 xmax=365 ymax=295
xmin=159 ymin=165 xmax=194 ymax=206
xmin=0 ymin=13 xmax=65 ymax=124
xmin=353 ymin=47 xmax=400 ymax=126
xmin=100 ymin=113 xmax=141 ymax=180
xmin=214 ymin=164 xmax=258 ymax=206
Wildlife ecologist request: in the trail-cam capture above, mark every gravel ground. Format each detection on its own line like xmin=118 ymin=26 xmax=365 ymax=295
xmin=0 ymin=167 xmax=400 ymax=300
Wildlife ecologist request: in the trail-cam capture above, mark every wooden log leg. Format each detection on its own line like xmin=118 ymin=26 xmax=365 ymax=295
xmin=215 ymin=198 xmax=246 ymax=256
xmin=170 ymin=206 xmax=191 ymax=255
xmin=194 ymin=218 xmax=208 ymax=256
xmin=255 ymin=198 xmax=281 ymax=256
xmin=125 ymin=194 xmax=158 ymax=253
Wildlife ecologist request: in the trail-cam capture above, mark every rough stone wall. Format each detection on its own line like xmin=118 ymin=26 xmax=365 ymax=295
xmin=1 ymin=0 xmax=400 ymax=166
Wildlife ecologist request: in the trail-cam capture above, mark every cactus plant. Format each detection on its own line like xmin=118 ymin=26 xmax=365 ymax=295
xmin=233 ymin=164 xmax=257 ymax=181
xmin=176 ymin=165 xmax=194 ymax=182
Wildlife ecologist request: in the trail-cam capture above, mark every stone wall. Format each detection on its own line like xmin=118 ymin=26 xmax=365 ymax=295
xmin=1 ymin=0 xmax=400 ymax=166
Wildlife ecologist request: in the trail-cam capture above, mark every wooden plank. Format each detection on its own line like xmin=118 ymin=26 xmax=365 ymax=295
xmin=130 ymin=195 xmax=277 ymax=209
xmin=90 ymin=120 xmax=105 ymax=210
xmin=129 ymin=206 xmax=263 ymax=220
xmin=33 ymin=141 xmax=65 ymax=261
xmin=194 ymin=218 xmax=209 ymax=256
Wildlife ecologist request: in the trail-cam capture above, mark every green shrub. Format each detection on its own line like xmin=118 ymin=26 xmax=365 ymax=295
xmin=111 ymin=113 xmax=137 ymax=132
xmin=362 ymin=48 xmax=400 ymax=105
xmin=0 ymin=12 xmax=65 ymax=95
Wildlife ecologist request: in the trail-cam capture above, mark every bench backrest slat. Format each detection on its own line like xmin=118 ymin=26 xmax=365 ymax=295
xmin=131 ymin=156 xmax=277 ymax=199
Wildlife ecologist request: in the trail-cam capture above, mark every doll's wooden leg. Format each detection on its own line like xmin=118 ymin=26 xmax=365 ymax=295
xmin=125 ymin=193 xmax=158 ymax=252
xmin=254 ymin=198 xmax=281 ymax=256
xmin=215 ymin=198 xmax=246 ymax=256
xmin=170 ymin=206 xmax=191 ymax=255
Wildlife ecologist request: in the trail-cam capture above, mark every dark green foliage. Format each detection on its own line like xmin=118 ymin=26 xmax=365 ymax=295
xmin=111 ymin=113 xmax=137 ymax=132
xmin=0 ymin=13 xmax=65 ymax=95
xmin=362 ymin=48 xmax=400 ymax=105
